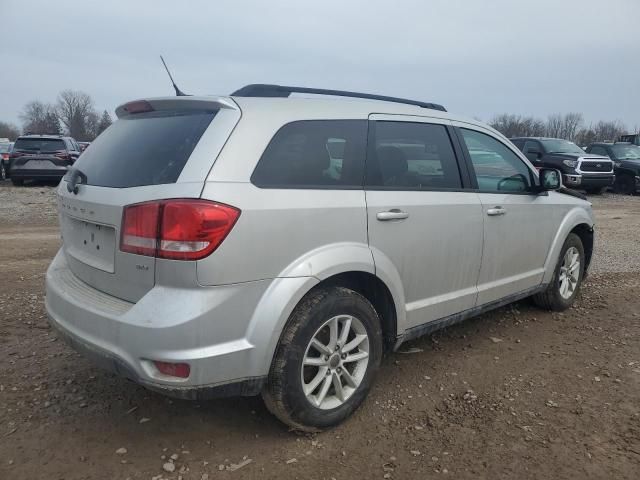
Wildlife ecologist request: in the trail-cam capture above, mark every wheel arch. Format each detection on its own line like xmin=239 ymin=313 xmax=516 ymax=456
xmin=245 ymin=243 xmax=405 ymax=378
xmin=542 ymin=207 xmax=594 ymax=284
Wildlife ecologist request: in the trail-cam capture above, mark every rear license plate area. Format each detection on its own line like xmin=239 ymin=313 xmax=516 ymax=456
xmin=61 ymin=215 xmax=116 ymax=273
xmin=25 ymin=159 xmax=56 ymax=169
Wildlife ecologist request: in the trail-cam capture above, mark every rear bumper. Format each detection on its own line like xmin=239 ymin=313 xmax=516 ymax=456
xmin=10 ymin=166 xmax=68 ymax=180
xmin=45 ymin=250 xmax=272 ymax=398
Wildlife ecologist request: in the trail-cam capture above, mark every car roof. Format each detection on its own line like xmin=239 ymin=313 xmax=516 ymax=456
xmin=511 ymin=137 xmax=569 ymax=141
xmin=116 ymin=95 xmax=497 ymax=134
xmin=18 ymin=134 xmax=70 ymax=140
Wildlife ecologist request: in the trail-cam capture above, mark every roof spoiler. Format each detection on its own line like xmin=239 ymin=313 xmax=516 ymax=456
xmin=115 ymin=97 xmax=238 ymax=119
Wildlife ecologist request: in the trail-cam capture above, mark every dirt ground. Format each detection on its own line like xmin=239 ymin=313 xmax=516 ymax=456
xmin=1 ymin=182 xmax=639 ymax=480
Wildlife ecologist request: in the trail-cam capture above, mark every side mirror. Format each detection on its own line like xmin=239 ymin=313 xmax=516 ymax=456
xmin=538 ymin=168 xmax=562 ymax=191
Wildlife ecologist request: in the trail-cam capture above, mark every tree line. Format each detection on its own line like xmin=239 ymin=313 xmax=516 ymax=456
xmin=0 ymin=90 xmax=112 ymax=142
xmin=488 ymin=113 xmax=636 ymax=146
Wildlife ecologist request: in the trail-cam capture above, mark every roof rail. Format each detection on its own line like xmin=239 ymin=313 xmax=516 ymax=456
xmin=231 ymin=84 xmax=446 ymax=112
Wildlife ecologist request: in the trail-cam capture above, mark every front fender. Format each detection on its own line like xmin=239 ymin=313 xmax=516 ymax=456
xmin=542 ymin=205 xmax=594 ymax=284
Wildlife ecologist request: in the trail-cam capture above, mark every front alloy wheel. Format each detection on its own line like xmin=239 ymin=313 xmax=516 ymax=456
xmin=533 ymin=232 xmax=585 ymax=311
xmin=558 ymin=246 xmax=580 ymax=300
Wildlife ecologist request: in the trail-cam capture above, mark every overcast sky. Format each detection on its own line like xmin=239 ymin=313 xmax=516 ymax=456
xmin=1 ymin=0 xmax=639 ymax=129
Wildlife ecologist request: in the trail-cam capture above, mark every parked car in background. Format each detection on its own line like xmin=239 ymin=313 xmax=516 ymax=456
xmin=78 ymin=142 xmax=91 ymax=152
xmin=8 ymin=134 xmax=81 ymax=186
xmin=586 ymin=142 xmax=640 ymax=194
xmin=619 ymin=133 xmax=640 ymax=146
xmin=45 ymin=86 xmax=595 ymax=431
xmin=511 ymin=137 xmax=615 ymax=194
xmin=0 ymin=141 xmax=13 ymax=180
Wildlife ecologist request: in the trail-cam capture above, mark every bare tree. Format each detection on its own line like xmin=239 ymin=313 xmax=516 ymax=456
xmin=544 ymin=113 xmax=583 ymax=141
xmin=19 ymin=101 xmax=61 ymax=134
xmin=56 ymin=90 xmax=98 ymax=141
xmin=593 ymin=120 xmax=627 ymax=142
xmin=489 ymin=114 xmax=546 ymax=138
xmin=0 ymin=121 xmax=21 ymax=141
xmin=575 ymin=120 xmax=628 ymax=145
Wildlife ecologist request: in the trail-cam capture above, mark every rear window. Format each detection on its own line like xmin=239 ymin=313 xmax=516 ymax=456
xmin=14 ymin=138 xmax=66 ymax=152
xmin=70 ymin=110 xmax=216 ymax=188
xmin=251 ymin=120 xmax=367 ymax=189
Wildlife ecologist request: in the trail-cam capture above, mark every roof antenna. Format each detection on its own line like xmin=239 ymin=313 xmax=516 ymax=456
xmin=160 ymin=55 xmax=188 ymax=96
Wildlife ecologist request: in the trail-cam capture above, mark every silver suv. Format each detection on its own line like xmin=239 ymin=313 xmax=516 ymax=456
xmin=45 ymin=85 xmax=594 ymax=431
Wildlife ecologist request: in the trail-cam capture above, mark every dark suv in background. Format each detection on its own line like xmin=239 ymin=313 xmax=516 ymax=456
xmin=511 ymin=137 xmax=615 ymax=194
xmin=619 ymin=133 xmax=640 ymax=146
xmin=586 ymin=142 xmax=640 ymax=194
xmin=8 ymin=134 xmax=81 ymax=186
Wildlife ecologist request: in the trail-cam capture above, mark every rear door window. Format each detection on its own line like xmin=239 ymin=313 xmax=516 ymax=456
xmin=14 ymin=138 xmax=66 ymax=152
xmin=70 ymin=110 xmax=217 ymax=188
xmin=366 ymin=121 xmax=462 ymax=190
xmin=251 ymin=120 xmax=367 ymax=188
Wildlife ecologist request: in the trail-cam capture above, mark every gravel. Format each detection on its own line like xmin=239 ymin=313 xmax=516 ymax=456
xmin=0 ymin=183 xmax=59 ymax=226
xmin=588 ymin=192 xmax=640 ymax=274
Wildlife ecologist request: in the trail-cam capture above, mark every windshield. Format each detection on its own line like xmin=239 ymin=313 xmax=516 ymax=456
xmin=0 ymin=143 xmax=12 ymax=153
xmin=70 ymin=109 xmax=217 ymax=188
xmin=611 ymin=144 xmax=640 ymax=160
xmin=13 ymin=138 xmax=66 ymax=152
xmin=540 ymin=139 xmax=584 ymax=154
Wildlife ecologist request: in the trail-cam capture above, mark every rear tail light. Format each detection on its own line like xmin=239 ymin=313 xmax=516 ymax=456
xmin=54 ymin=150 xmax=71 ymax=160
xmin=120 ymin=199 xmax=240 ymax=260
xmin=1 ymin=154 xmax=8 ymax=160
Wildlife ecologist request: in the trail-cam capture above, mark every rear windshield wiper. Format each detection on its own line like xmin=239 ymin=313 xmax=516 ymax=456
xmin=66 ymin=167 xmax=88 ymax=194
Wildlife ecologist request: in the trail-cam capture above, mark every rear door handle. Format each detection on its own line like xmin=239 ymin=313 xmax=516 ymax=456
xmin=376 ymin=209 xmax=409 ymax=221
xmin=487 ymin=206 xmax=506 ymax=216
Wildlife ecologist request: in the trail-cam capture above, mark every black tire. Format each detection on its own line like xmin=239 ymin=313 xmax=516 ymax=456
xmin=0 ymin=163 xmax=5 ymax=181
xmin=613 ymin=174 xmax=635 ymax=195
xmin=533 ymin=233 xmax=585 ymax=311
xmin=262 ymin=286 xmax=383 ymax=432
xmin=584 ymin=187 xmax=605 ymax=195
xmin=11 ymin=178 xmax=24 ymax=186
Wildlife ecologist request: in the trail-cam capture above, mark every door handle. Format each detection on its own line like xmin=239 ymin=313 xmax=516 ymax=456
xmin=487 ymin=206 xmax=506 ymax=216
xmin=376 ymin=209 xmax=409 ymax=221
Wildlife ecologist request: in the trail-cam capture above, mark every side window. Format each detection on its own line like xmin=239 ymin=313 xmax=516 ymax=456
xmin=522 ymin=140 xmax=540 ymax=154
xmin=460 ymin=128 xmax=532 ymax=193
xmin=510 ymin=139 xmax=524 ymax=150
xmin=366 ymin=121 xmax=462 ymax=189
xmin=251 ymin=120 xmax=366 ymax=188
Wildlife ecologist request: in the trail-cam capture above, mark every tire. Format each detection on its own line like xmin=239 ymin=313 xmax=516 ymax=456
xmin=262 ymin=286 xmax=383 ymax=432
xmin=613 ymin=174 xmax=635 ymax=195
xmin=533 ymin=233 xmax=585 ymax=311
xmin=0 ymin=163 xmax=5 ymax=181
xmin=11 ymin=178 xmax=24 ymax=186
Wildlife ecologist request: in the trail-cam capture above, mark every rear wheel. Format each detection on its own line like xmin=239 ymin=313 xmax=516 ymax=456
xmin=11 ymin=178 xmax=23 ymax=186
xmin=613 ymin=174 xmax=635 ymax=195
xmin=533 ymin=233 xmax=585 ymax=311
xmin=263 ymin=286 xmax=383 ymax=431
xmin=0 ymin=163 xmax=5 ymax=180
